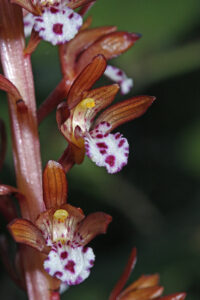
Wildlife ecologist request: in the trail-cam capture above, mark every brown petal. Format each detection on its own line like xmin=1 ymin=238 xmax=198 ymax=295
xmin=43 ymin=160 xmax=67 ymax=209
xmin=61 ymin=203 xmax=85 ymax=221
xmin=67 ymin=0 xmax=95 ymax=9
xmin=59 ymin=26 xmax=116 ymax=79
xmin=76 ymin=32 xmax=140 ymax=74
xmin=157 ymin=293 xmax=186 ymax=300
xmin=122 ymin=274 xmax=160 ymax=295
xmin=24 ymin=29 xmax=41 ymax=56
xmin=94 ymin=96 xmax=156 ymax=132
xmin=67 ymin=55 xmax=107 ymax=109
xmin=109 ymin=248 xmax=137 ymax=300
xmin=82 ymin=84 xmax=119 ymax=124
xmin=120 ymin=286 xmax=164 ymax=300
xmin=8 ymin=219 xmax=47 ymax=252
xmin=0 ymin=74 xmax=22 ymax=100
xmin=77 ymin=212 xmax=112 ymax=246
xmin=11 ymin=0 xmax=40 ymax=15
xmin=0 ymin=119 xmax=6 ymax=171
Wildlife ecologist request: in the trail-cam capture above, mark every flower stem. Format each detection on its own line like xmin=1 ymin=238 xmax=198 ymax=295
xmin=0 ymin=1 xmax=59 ymax=299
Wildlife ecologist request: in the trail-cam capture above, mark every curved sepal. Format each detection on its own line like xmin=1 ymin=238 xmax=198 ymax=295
xmin=67 ymin=55 xmax=107 ymax=110
xmin=77 ymin=212 xmax=112 ymax=246
xmin=109 ymin=248 xmax=137 ymax=300
xmin=43 ymin=160 xmax=67 ymax=209
xmin=68 ymin=0 xmax=95 ymax=9
xmin=60 ymin=26 xmax=116 ymax=79
xmin=120 ymin=286 xmax=164 ymax=300
xmin=8 ymin=219 xmax=47 ymax=252
xmin=94 ymin=95 xmax=156 ymax=132
xmin=76 ymin=32 xmax=140 ymax=73
xmin=158 ymin=293 xmax=186 ymax=300
xmin=0 ymin=184 xmax=26 ymax=202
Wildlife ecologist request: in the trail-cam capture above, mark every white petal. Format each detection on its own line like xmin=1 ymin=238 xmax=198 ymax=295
xmin=84 ymin=122 xmax=129 ymax=174
xmin=104 ymin=65 xmax=133 ymax=95
xmin=33 ymin=6 xmax=82 ymax=45
xmin=44 ymin=244 xmax=95 ymax=285
xmin=23 ymin=13 xmax=35 ymax=37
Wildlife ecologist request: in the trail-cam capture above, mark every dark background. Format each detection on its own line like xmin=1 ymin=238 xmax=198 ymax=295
xmin=1 ymin=0 xmax=200 ymax=299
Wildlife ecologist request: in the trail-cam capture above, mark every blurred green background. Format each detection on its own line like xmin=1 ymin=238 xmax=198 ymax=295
xmin=1 ymin=0 xmax=200 ymax=299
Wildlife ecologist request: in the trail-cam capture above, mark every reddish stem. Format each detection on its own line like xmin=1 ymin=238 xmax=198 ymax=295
xmin=37 ymin=77 xmax=71 ymax=124
xmin=0 ymin=1 xmax=59 ymax=299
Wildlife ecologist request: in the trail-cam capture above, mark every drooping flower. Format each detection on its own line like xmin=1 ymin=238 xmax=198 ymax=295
xmin=109 ymin=248 xmax=186 ymax=300
xmin=6 ymin=160 xmax=112 ymax=287
xmin=57 ymin=55 xmax=155 ymax=173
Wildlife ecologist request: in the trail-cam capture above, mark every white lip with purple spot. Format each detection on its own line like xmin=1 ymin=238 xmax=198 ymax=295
xmin=44 ymin=244 xmax=95 ymax=285
xmin=84 ymin=122 xmax=129 ymax=174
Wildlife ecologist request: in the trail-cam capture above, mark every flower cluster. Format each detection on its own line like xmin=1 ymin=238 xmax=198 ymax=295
xmin=0 ymin=0 xmax=187 ymax=298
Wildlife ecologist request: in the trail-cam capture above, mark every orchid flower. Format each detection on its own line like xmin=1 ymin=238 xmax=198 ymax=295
xmin=2 ymin=160 xmax=111 ymax=288
xmin=37 ymin=22 xmax=141 ymax=123
xmin=109 ymin=248 xmax=186 ymax=300
xmin=57 ymin=55 xmax=155 ymax=173
xmin=18 ymin=0 xmax=94 ymax=44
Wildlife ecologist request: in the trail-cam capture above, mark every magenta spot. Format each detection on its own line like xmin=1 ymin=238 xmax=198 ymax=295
xmin=35 ymin=18 xmax=43 ymax=22
xmin=115 ymin=133 xmax=121 ymax=139
xmin=96 ymin=134 xmax=103 ymax=139
xmin=58 ymin=242 xmax=62 ymax=248
xmin=68 ymin=12 xmax=74 ymax=19
xmin=53 ymin=23 xmax=63 ymax=35
xmin=54 ymin=271 xmax=63 ymax=277
xmin=117 ymin=70 xmax=123 ymax=76
xmin=90 ymin=260 xmax=94 ymax=266
xmin=125 ymin=153 xmax=128 ymax=157
xmin=96 ymin=142 xmax=108 ymax=149
xmin=118 ymin=140 xmax=125 ymax=147
xmin=105 ymin=155 xmax=115 ymax=167
xmin=45 ymin=267 xmax=50 ymax=273
xmin=60 ymin=251 xmax=68 ymax=259
xmin=100 ymin=150 xmax=107 ymax=155
xmin=82 ymin=247 xmax=88 ymax=253
xmin=75 ymin=276 xmax=83 ymax=285
xmin=50 ymin=7 xmax=59 ymax=13
xmin=65 ymin=260 xmax=75 ymax=273
xmin=104 ymin=133 xmax=109 ymax=137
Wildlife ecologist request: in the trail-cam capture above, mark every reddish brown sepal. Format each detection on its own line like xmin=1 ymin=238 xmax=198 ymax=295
xmin=11 ymin=0 xmax=40 ymax=15
xmin=94 ymin=96 xmax=156 ymax=132
xmin=60 ymin=26 xmax=116 ymax=79
xmin=8 ymin=219 xmax=47 ymax=252
xmin=76 ymin=32 xmax=140 ymax=74
xmin=109 ymin=248 xmax=137 ymax=300
xmin=67 ymin=0 xmax=95 ymax=9
xmin=0 ymin=184 xmax=26 ymax=203
xmin=77 ymin=212 xmax=112 ymax=246
xmin=120 ymin=286 xmax=164 ymax=300
xmin=24 ymin=29 xmax=42 ymax=56
xmin=67 ymin=55 xmax=107 ymax=109
xmin=43 ymin=160 xmax=67 ymax=209
xmin=158 ymin=293 xmax=187 ymax=300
